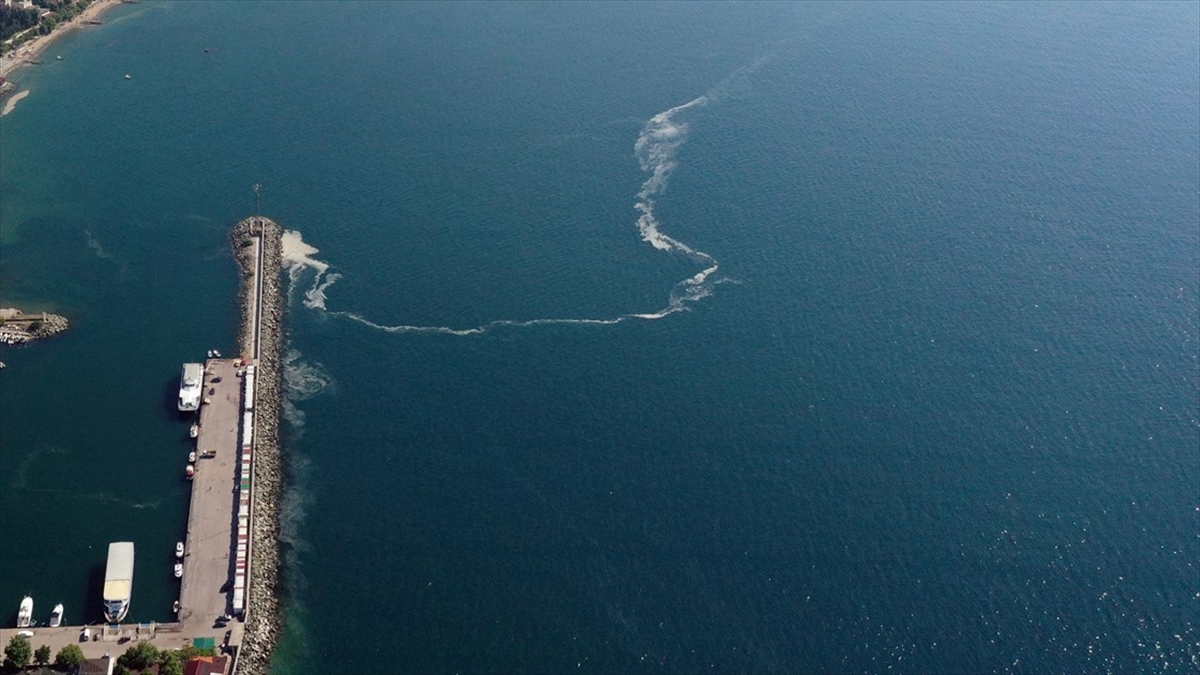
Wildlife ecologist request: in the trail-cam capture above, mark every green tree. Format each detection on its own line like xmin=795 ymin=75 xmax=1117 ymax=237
xmin=33 ymin=644 xmax=51 ymax=666
xmin=3 ymin=634 xmax=32 ymax=670
xmin=158 ymin=649 xmax=185 ymax=675
xmin=55 ymin=644 xmax=86 ymax=670
xmin=0 ymin=5 xmax=40 ymax=42
xmin=116 ymin=641 xmax=160 ymax=672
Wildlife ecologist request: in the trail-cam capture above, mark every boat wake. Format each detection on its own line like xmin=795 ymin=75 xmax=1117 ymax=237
xmin=281 ymin=68 xmax=760 ymax=335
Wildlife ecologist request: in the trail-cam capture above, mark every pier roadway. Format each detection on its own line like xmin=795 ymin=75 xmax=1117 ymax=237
xmin=0 ymin=358 xmax=245 ymax=661
xmin=177 ymin=357 xmax=246 ymax=648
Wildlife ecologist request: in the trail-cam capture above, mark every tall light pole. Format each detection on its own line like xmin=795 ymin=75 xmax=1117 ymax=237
xmin=252 ymin=183 xmax=263 ymax=234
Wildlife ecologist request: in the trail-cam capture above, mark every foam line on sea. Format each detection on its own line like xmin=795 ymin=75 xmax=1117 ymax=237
xmin=277 ymin=85 xmax=741 ymax=335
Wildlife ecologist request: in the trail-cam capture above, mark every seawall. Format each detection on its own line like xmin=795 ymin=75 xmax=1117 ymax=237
xmin=230 ymin=217 xmax=284 ymax=674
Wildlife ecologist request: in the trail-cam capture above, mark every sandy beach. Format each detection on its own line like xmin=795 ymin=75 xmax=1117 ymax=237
xmin=0 ymin=0 xmax=122 ymax=79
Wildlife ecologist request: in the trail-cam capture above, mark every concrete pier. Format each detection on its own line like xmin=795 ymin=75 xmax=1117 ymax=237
xmin=177 ymin=358 xmax=246 ymax=641
xmin=0 ymin=359 xmax=246 ymax=660
xmin=0 ymin=217 xmax=285 ymax=674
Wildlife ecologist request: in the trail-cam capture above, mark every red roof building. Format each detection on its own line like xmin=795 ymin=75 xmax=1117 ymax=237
xmin=183 ymin=655 xmax=229 ymax=675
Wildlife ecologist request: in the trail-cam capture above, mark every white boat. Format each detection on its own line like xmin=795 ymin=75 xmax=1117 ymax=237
xmin=188 ymin=451 xmax=197 ymax=463
xmin=103 ymin=542 xmax=134 ymax=623
xmin=16 ymin=596 xmax=32 ymax=627
xmin=177 ymin=363 xmax=203 ymax=412
xmin=124 ymin=74 xmax=131 ymax=80
xmin=189 ymin=423 xmax=199 ymax=438
xmin=48 ymin=603 xmax=63 ymax=628
xmin=173 ymin=563 xmax=183 ymax=578
xmin=175 ymin=542 xmax=184 ymax=558
xmin=185 ymin=464 xmax=195 ymax=480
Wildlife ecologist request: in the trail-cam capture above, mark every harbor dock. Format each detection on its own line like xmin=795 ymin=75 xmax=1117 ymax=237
xmin=0 ymin=357 xmax=249 ymax=659
xmin=0 ymin=218 xmax=284 ymax=675
xmin=177 ymin=357 xmax=248 ymax=642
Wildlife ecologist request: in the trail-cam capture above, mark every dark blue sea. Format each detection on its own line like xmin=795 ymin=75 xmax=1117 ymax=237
xmin=1 ymin=2 xmax=1197 ymax=673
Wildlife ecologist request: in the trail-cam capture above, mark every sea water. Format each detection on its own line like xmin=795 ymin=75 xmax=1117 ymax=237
xmin=1 ymin=2 xmax=1196 ymax=673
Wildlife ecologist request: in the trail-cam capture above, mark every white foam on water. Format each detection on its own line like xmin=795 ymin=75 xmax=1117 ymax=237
xmin=281 ymin=230 xmax=339 ymax=310
xmin=280 ymin=348 xmax=333 ymax=436
xmin=280 ymin=61 xmax=778 ymax=334
xmin=282 ymin=348 xmax=333 ymax=400
xmin=281 ymin=397 xmax=306 ymax=436
xmin=334 ymin=310 xmax=624 ymax=336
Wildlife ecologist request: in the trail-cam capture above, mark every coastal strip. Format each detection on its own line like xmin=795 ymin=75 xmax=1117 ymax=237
xmin=230 ymin=217 xmax=285 ymax=674
xmin=0 ymin=0 xmax=123 ymax=79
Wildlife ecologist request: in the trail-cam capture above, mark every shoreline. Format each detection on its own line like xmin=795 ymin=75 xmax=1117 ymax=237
xmin=0 ymin=0 xmax=123 ymax=80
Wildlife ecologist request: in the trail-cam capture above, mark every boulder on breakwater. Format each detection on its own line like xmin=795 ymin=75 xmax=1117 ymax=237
xmin=0 ymin=307 xmax=69 ymax=343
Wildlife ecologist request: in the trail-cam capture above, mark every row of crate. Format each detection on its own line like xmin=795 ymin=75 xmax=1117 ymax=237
xmin=232 ymin=365 xmax=257 ymax=614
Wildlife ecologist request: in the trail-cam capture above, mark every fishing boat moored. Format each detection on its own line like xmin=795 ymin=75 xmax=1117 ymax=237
xmin=16 ymin=596 xmax=32 ymax=628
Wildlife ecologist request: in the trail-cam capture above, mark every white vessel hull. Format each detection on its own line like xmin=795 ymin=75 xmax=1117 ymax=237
xmin=178 ymin=363 xmax=203 ymax=412
xmin=16 ymin=596 xmax=32 ymax=628
xmin=102 ymin=542 xmax=134 ymax=623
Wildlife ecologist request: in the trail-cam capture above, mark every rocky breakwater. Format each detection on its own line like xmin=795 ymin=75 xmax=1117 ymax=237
xmin=0 ymin=307 xmax=69 ymax=344
xmin=230 ymin=217 xmax=285 ymax=674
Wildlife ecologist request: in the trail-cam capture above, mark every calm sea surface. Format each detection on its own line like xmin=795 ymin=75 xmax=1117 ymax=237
xmin=1 ymin=2 xmax=1197 ymax=673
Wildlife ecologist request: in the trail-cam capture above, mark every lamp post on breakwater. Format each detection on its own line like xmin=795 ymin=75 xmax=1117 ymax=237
xmin=253 ymin=183 xmax=262 ymax=234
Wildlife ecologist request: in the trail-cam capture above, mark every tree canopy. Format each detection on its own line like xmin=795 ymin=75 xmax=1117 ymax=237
xmin=116 ymin=641 xmax=160 ymax=672
xmin=3 ymin=635 xmax=31 ymax=671
xmin=54 ymin=644 xmax=86 ymax=670
xmin=0 ymin=5 xmax=40 ymax=43
xmin=158 ymin=650 xmax=184 ymax=675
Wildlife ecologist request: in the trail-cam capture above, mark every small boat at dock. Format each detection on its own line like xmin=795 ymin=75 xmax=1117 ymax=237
xmin=175 ymin=542 xmax=184 ymax=558
xmin=189 ymin=423 xmax=199 ymax=438
xmin=173 ymin=563 xmax=183 ymax=578
xmin=49 ymin=603 xmax=63 ymax=627
xmin=17 ymin=596 xmax=32 ymax=627
xmin=185 ymin=464 xmax=195 ymax=480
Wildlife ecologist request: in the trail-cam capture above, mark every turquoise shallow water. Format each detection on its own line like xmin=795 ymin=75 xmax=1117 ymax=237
xmin=1 ymin=2 xmax=1198 ymax=674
